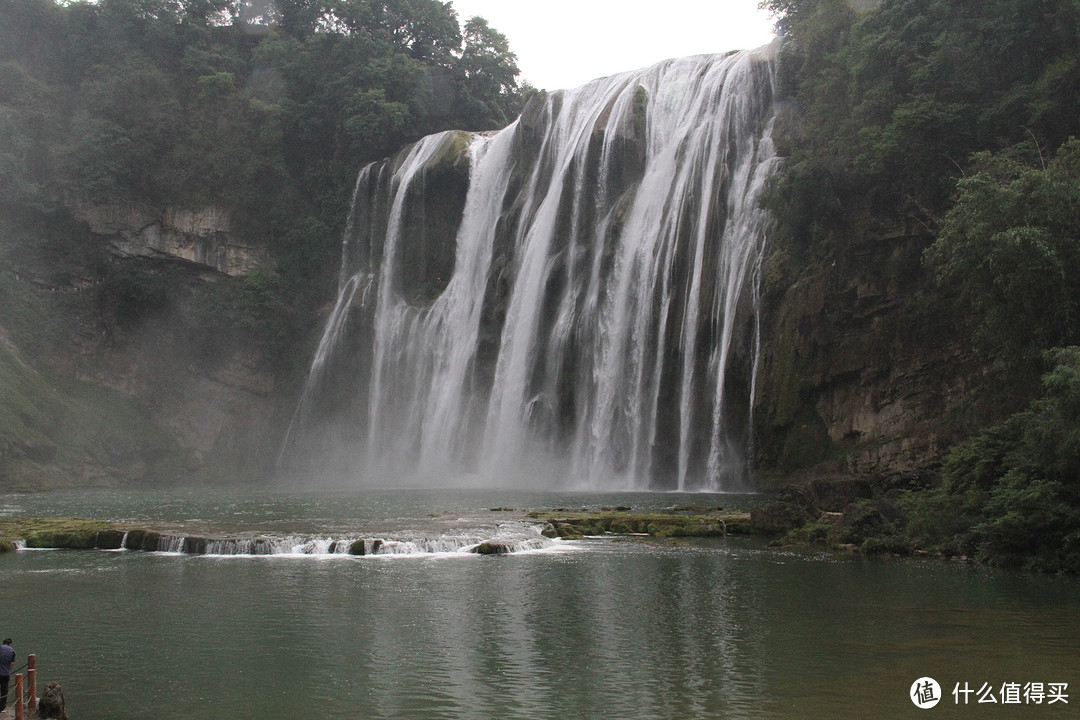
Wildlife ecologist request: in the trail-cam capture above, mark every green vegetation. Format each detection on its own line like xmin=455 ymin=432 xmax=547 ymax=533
xmin=910 ymin=348 xmax=1080 ymax=572
xmin=763 ymin=0 xmax=1080 ymax=246
xmin=0 ymin=0 xmax=525 ymax=214
xmin=925 ymin=139 xmax=1080 ymax=362
xmin=0 ymin=517 xmax=116 ymax=549
xmin=761 ymin=0 xmax=1080 ymax=572
xmin=0 ymin=0 xmax=526 ymax=361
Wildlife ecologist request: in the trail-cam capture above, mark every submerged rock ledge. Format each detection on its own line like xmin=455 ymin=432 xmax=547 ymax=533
xmin=0 ymin=516 xmax=552 ymax=556
xmin=0 ymin=511 xmax=762 ymax=555
xmin=526 ymin=509 xmax=754 ymax=540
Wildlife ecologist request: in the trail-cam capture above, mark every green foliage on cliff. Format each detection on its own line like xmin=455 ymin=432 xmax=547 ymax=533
xmin=925 ymin=138 xmax=1080 ymax=361
xmin=760 ymin=0 xmax=1080 ymax=429
xmin=904 ymin=348 xmax=1080 ymax=573
xmin=771 ymin=348 xmax=1080 ymax=573
xmin=759 ymin=0 xmax=1080 ymax=571
xmin=763 ymin=0 xmax=1080 ymax=241
xmin=0 ymin=0 xmax=524 ymax=304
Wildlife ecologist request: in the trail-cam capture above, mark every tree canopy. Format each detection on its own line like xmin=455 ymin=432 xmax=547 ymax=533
xmin=0 ymin=0 xmax=524 ymax=303
xmin=925 ymin=139 xmax=1080 ymax=360
xmin=761 ymin=0 xmax=1080 ymax=240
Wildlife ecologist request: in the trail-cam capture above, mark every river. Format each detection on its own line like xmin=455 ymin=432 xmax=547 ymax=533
xmin=1 ymin=488 xmax=1076 ymax=719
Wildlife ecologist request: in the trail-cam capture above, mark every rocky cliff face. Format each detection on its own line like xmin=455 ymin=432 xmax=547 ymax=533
xmin=67 ymin=199 xmax=268 ymax=276
xmin=752 ymin=219 xmax=999 ymax=481
xmin=0 ymin=199 xmax=286 ymax=489
xmin=74 ymin=301 xmax=282 ymax=483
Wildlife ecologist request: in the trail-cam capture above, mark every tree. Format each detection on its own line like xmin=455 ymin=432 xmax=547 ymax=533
xmin=937 ymin=346 xmax=1080 ymax=572
xmin=62 ymin=53 xmax=182 ymax=201
xmin=924 ymin=138 xmax=1080 ymax=360
xmin=368 ymin=0 xmax=461 ymax=63
xmin=180 ymin=0 xmax=236 ymax=25
xmin=457 ymin=16 xmax=520 ymax=127
xmin=763 ymin=0 xmax=1080 ymax=234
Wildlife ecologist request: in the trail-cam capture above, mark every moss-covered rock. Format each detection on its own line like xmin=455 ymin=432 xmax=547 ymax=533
xmin=181 ymin=536 xmax=209 ymax=554
xmin=0 ymin=322 xmax=200 ymax=492
xmin=473 ymin=541 xmax=513 ymax=555
xmin=551 ymin=523 xmax=583 ymax=540
xmin=0 ymin=517 xmax=114 ymax=549
xmin=394 ymin=130 xmax=472 ymax=306
xmin=778 ymin=405 xmax=831 ymax=471
xmin=25 ymin=529 xmax=98 ymax=549
xmin=527 ymin=509 xmax=748 ymax=539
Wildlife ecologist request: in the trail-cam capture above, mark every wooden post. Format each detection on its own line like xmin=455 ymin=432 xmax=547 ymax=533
xmin=14 ymin=673 xmax=23 ymax=720
xmin=27 ymin=653 xmax=37 ymax=712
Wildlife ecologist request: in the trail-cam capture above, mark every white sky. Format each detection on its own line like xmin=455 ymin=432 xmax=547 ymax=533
xmin=448 ymin=0 xmax=779 ymax=91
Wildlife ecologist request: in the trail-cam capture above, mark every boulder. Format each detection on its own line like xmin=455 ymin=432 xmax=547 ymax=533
xmin=472 ymin=542 xmax=513 ymax=555
xmin=181 ymin=536 xmax=209 ymax=554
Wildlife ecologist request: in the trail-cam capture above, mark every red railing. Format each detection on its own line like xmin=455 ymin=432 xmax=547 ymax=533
xmin=11 ymin=653 xmax=37 ymax=720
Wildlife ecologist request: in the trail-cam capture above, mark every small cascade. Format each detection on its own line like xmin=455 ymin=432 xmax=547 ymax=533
xmin=129 ymin=524 xmax=558 ymax=557
xmin=157 ymin=535 xmax=185 ymax=553
xmin=283 ymin=43 xmax=781 ymax=491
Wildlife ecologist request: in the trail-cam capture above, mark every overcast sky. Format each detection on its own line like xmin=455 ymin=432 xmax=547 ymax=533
xmin=448 ymin=0 xmax=779 ymax=91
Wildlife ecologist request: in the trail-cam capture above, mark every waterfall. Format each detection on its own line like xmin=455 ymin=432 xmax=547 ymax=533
xmin=282 ymin=42 xmax=781 ymax=491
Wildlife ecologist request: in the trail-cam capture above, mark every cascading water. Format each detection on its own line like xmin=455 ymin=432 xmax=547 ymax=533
xmin=282 ymin=42 xmax=781 ymax=491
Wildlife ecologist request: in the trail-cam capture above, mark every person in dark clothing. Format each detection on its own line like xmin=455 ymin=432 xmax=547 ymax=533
xmin=0 ymin=638 xmax=14 ymax=712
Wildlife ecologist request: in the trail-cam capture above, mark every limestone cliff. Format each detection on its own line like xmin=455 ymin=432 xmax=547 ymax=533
xmin=67 ymin=199 xmax=267 ymax=276
xmin=0 ymin=203 xmax=288 ymax=489
xmin=752 ymin=219 xmax=1004 ymax=481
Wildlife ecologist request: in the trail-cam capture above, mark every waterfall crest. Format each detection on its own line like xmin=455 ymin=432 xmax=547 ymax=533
xmin=282 ymin=43 xmax=781 ymax=491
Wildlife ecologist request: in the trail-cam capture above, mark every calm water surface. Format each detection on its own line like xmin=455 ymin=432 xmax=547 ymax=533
xmin=1 ymin=488 xmax=1077 ymax=719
